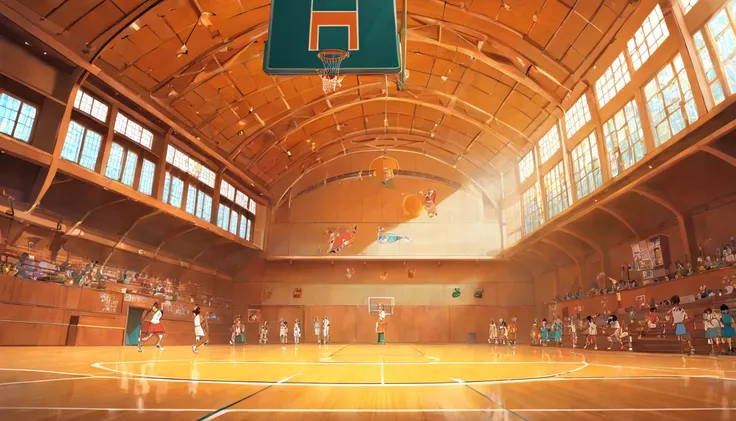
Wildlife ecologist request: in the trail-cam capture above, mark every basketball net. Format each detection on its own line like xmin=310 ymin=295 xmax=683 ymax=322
xmin=318 ymin=49 xmax=348 ymax=94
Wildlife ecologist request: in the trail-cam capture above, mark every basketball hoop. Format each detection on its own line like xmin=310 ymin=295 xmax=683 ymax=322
xmin=317 ymin=49 xmax=348 ymax=94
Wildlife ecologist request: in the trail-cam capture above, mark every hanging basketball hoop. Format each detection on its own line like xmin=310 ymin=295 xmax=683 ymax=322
xmin=317 ymin=49 xmax=348 ymax=94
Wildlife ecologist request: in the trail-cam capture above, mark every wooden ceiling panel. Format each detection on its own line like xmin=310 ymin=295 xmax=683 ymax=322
xmin=528 ymin=0 xmax=569 ymax=47
xmin=567 ymin=208 xmax=634 ymax=247
xmin=605 ymin=192 xmax=675 ymax=240
xmin=33 ymin=0 xmax=627 ymax=191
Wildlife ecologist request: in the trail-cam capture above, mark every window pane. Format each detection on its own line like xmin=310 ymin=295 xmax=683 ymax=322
xmin=564 ymin=95 xmax=591 ymax=137
xmin=543 ymin=162 xmax=569 ymax=218
xmin=120 ymin=151 xmax=138 ymax=186
xmin=13 ymin=103 xmax=37 ymax=142
xmin=571 ymin=131 xmax=603 ymax=199
xmin=708 ymin=5 xmax=736 ymax=95
xmin=138 ymin=159 xmax=155 ymax=196
xmin=248 ymin=198 xmax=256 ymax=214
xmin=239 ymin=216 xmax=248 ymax=239
xmin=114 ymin=112 xmax=153 ymax=149
xmin=186 ymin=185 xmax=197 ymax=215
xmin=61 ymin=121 xmax=86 ymax=163
xmin=518 ymin=151 xmax=535 ymax=182
xmin=221 ymin=180 xmax=236 ymax=201
xmin=595 ymin=53 xmax=631 ymax=107
xmin=200 ymin=192 xmax=212 ymax=222
xmin=603 ymin=99 xmax=646 ymax=178
xmin=627 ymin=5 xmax=669 ymax=70
xmin=78 ymin=130 xmax=102 ymax=170
xmin=218 ymin=204 xmax=230 ymax=229
xmin=680 ymin=0 xmax=698 ymax=14
xmin=229 ymin=210 xmax=239 ymax=234
xmin=245 ymin=218 xmax=252 ymax=241
xmin=105 ymin=142 xmax=125 ymax=180
xmin=162 ymin=172 xmax=171 ymax=204
xmin=0 ymin=93 xmax=21 ymax=137
xmin=522 ymin=182 xmax=544 ymax=234
xmin=169 ymin=176 xmax=184 ymax=209
xmin=644 ymin=54 xmax=698 ymax=147
xmin=236 ymin=190 xmax=249 ymax=209
xmin=537 ymin=125 xmax=561 ymax=164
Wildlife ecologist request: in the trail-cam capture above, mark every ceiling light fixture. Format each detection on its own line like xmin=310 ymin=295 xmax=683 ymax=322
xmin=130 ymin=22 xmax=141 ymax=31
xmin=286 ymin=150 xmax=292 ymax=156
xmin=24 ymin=41 xmax=30 ymax=46
xmin=249 ymin=107 xmax=254 ymax=113
xmin=237 ymin=130 xmax=244 ymax=136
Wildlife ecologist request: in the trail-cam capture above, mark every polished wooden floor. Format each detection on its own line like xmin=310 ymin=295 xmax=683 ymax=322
xmin=0 ymin=343 xmax=734 ymax=420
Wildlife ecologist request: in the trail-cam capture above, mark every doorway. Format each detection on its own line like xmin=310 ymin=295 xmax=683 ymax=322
xmin=125 ymin=307 xmax=144 ymax=346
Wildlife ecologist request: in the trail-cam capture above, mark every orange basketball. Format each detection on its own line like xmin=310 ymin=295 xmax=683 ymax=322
xmin=402 ymin=194 xmax=423 ymax=218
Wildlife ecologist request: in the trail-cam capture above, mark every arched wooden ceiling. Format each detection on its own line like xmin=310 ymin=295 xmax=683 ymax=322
xmin=8 ymin=0 xmax=635 ymax=191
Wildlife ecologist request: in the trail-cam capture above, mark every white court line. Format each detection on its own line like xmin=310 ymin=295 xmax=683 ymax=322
xmin=94 ymin=360 xmax=587 ymax=366
xmin=0 ymin=407 xmax=733 ymax=413
xmin=590 ymin=362 xmax=736 ymax=374
xmin=0 ymin=376 xmax=99 ymax=387
xmin=380 ymin=361 xmax=385 ymax=385
xmin=88 ymin=361 xmax=592 ymax=387
xmin=0 ymin=368 xmax=94 ymax=376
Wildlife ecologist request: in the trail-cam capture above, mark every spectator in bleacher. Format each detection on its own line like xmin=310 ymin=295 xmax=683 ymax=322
xmin=668 ymin=296 xmax=695 ymax=355
xmin=720 ymin=304 xmax=735 ymax=354
xmin=639 ymin=307 xmax=661 ymax=339
xmin=703 ymin=308 xmax=721 ymax=356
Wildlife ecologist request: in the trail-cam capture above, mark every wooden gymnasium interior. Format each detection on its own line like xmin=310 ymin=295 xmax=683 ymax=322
xmin=1 ymin=0 xmax=736 ymax=419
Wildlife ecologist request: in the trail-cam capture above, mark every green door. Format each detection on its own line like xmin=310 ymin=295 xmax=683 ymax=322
xmin=125 ymin=307 xmax=143 ymax=345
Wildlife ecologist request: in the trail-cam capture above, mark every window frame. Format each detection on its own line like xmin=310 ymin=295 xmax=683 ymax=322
xmin=73 ymin=89 xmax=110 ymax=123
xmin=114 ymin=112 xmax=155 ymax=149
xmin=570 ymin=131 xmax=603 ymax=200
xmin=104 ymin=139 xmax=158 ymax=192
xmin=60 ymin=120 xmax=104 ymax=171
xmin=0 ymin=90 xmax=39 ymax=143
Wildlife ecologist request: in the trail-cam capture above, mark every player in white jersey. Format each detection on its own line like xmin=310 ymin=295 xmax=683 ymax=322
xmin=138 ymin=302 xmax=165 ymax=352
xmin=192 ymin=306 xmax=207 ymax=354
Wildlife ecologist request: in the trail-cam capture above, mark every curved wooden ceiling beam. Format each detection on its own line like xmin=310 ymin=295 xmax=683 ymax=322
xmin=273 ymin=147 xmax=499 ymax=211
xmin=631 ymin=187 xmax=683 ymax=219
xmin=228 ymin=83 xmax=528 ymax=162
xmin=407 ymin=31 xmax=562 ymax=107
xmin=101 ymin=210 xmax=162 ymax=266
xmin=701 ymin=145 xmax=736 ymax=168
xmin=527 ymin=248 xmax=557 ymax=269
xmin=596 ymin=205 xmax=641 ymax=241
xmin=557 ymin=227 xmax=607 ymax=275
xmin=410 ymin=1 xmax=570 ymax=82
xmin=540 ymin=238 xmax=584 ymax=290
xmin=269 ymin=129 xmax=501 ymax=184
xmin=243 ymin=96 xmax=521 ymax=171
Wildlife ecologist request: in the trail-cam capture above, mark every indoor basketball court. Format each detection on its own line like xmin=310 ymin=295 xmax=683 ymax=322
xmin=2 ymin=0 xmax=736 ymax=419
xmin=1 ymin=345 xmax=734 ymax=420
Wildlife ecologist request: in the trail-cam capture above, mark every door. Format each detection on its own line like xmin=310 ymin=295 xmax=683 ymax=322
xmin=125 ymin=307 xmax=144 ymax=345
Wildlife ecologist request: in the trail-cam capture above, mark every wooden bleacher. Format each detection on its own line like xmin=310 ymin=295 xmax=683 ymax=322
xmin=539 ymin=267 xmax=736 ymax=355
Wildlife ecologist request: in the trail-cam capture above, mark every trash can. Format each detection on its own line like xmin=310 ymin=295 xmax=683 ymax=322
xmin=467 ymin=333 xmax=476 ymax=344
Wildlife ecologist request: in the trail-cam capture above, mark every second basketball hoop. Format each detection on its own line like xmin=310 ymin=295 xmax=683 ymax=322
xmin=318 ymin=49 xmax=348 ymax=94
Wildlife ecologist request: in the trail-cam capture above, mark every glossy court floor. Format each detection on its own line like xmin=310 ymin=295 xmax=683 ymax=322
xmin=0 ymin=343 xmax=734 ymax=420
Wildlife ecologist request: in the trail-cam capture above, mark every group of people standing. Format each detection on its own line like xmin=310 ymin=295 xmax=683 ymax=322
xmin=487 ymin=317 xmax=519 ymax=346
xmin=256 ymin=316 xmax=331 ymax=345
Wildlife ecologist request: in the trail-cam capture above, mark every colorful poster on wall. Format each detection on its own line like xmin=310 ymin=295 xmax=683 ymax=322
xmin=345 ymin=268 xmax=355 ymax=279
xmin=324 ymin=226 xmax=358 ymax=254
xmin=452 ymin=288 xmax=461 ymax=298
xmin=247 ymin=309 xmax=261 ymax=324
xmin=379 ymin=271 xmax=388 ymax=280
xmin=407 ymin=268 xmax=416 ymax=278
xmin=293 ymin=288 xmax=302 ymax=299
xmin=474 ymin=288 xmax=483 ymax=298
xmin=420 ymin=188 xmax=438 ymax=218
xmin=377 ymin=227 xmax=412 ymax=244
xmin=262 ymin=286 xmax=273 ymax=300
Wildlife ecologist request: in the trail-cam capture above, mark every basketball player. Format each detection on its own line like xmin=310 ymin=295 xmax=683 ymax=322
xmin=294 ymin=319 xmax=301 ymax=345
xmin=138 ymin=302 xmax=165 ymax=352
xmin=323 ymin=316 xmax=331 ymax=344
xmin=313 ymin=317 xmax=321 ymax=344
xmin=192 ymin=306 xmax=207 ymax=354
xmin=230 ymin=315 xmax=243 ymax=345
